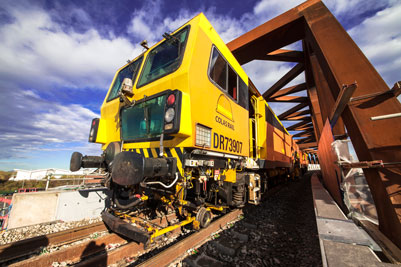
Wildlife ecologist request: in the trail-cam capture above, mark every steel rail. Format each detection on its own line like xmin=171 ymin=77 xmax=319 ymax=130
xmin=137 ymin=209 xmax=243 ymax=267
xmin=0 ymin=221 xmax=107 ymax=263
xmin=10 ymin=213 xmax=177 ymax=267
xmin=74 ymin=210 xmax=242 ymax=266
xmin=10 ymin=233 xmax=125 ymax=267
xmin=75 ymin=213 xmax=179 ymax=266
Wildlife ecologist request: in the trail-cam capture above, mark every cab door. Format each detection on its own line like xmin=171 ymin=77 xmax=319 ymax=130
xmin=250 ymin=95 xmax=263 ymax=159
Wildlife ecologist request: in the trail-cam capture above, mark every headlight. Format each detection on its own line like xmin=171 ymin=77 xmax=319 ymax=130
xmin=195 ymin=124 xmax=211 ymax=147
xmin=165 ymin=108 xmax=175 ymax=123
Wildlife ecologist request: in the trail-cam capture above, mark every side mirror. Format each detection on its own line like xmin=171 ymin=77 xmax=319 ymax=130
xmin=121 ymin=78 xmax=134 ymax=97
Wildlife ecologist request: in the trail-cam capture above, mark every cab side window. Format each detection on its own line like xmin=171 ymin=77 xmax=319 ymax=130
xmin=209 ymin=49 xmax=226 ymax=90
xmin=209 ymin=47 xmax=238 ymax=102
xmin=227 ymin=66 xmax=237 ymax=101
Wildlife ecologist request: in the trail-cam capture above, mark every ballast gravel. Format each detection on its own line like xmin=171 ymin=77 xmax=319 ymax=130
xmin=178 ymin=172 xmax=322 ymax=267
xmin=0 ymin=217 xmax=102 ymax=245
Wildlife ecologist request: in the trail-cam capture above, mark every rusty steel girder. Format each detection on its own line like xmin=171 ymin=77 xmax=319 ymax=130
xmin=227 ymin=0 xmax=401 ymax=249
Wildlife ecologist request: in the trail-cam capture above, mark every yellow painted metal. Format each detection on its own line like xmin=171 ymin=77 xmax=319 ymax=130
xmin=205 ymin=204 xmax=228 ymax=211
xmin=249 ymin=118 xmax=254 ymax=156
xmin=114 ymin=210 xmax=196 ymax=244
xmin=95 ymin=118 xmax=107 ymax=144
xmin=216 ymin=95 xmax=234 ymax=120
xmin=249 ymin=95 xmax=294 ymax=162
xmin=251 ymin=95 xmax=263 ymax=159
xmin=193 ymin=220 xmax=200 ymax=230
xmin=224 ymin=169 xmax=236 ymax=183
xmin=188 ymin=18 xmax=249 ymax=156
xmin=170 ymin=148 xmax=183 ymax=175
xmin=178 ymin=199 xmax=190 ymax=206
xmin=150 ymin=216 xmax=195 ymax=242
xmin=175 ymin=182 xmax=186 ymax=215
xmin=255 ymin=96 xmax=266 ymax=159
xmin=94 ymin=13 xmax=249 ymax=158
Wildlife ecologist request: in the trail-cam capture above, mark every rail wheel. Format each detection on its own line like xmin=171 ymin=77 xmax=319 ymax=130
xmin=196 ymin=207 xmax=212 ymax=228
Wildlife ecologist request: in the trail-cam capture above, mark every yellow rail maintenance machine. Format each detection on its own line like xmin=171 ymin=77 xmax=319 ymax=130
xmin=70 ymin=13 xmax=301 ymax=244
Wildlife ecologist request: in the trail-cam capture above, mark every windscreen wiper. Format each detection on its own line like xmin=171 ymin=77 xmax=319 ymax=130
xmin=163 ymin=32 xmax=179 ymax=46
xmin=144 ymin=106 xmax=150 ymax=134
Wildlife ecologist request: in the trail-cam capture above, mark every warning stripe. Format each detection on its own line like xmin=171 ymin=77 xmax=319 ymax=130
xmin=143 ymin=148 xmax=149 ymax=158
xmin=165 ymin=148 xmax=173 ymax=158
xmin=175 ymin=147 xmax=184 ymax=162
xmin=147 ymin=148 xmax=153 ymax=158
xmin=150 ymin=148 xmax=158 ymax=158
xmin=170 ymin=148 xmax=183 ymax=172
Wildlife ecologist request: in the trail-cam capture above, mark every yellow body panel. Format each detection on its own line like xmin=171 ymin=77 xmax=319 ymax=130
xmin=251 ymin=96 xmax=294 ymax=163
xmin=187 ymin=15 xmax=249 ymax=157
xmin=224 ymin=169 xmax=237 ymax=183
xmin=249 ymin=118 xmax=254 ymax=156
xmin=255 ymin=97 xmax=266 ymax=158
xmin=96 ymin=13 xmax=249 ymax=158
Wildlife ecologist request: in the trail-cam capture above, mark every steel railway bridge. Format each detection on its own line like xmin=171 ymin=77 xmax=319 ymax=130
xmin=227 ymin=0 xmax=401 ymax=253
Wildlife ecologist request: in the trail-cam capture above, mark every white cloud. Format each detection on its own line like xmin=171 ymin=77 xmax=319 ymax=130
xmin=126 ymin=3 xmax=248 ymax=45
xmin=324 ymin=0 xmax=391 ymax=19
xmin=251 ymin=0 xmax=392 ymax=28
xmin=32 ymin=104 xmax=97 ymax=142
xmin=348 ymin=2 xmax=401 ymax=87
xmin=127 ymin=0 xmax=188 ymax=44
xmin=253 ymin=0 xmax=303 ymax=19
xmin=0 ymin=84 xmax=101 ymax=162
xmin=0 ymin=4 xmax=131 ymax=169
xmin=0 ymin=5 xmax=142 ymax=90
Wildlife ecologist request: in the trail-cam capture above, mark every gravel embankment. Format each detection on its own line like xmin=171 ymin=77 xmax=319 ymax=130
xmin=0 ymin=217 xmax=102 ymax=245
xmin=180 ymin=173 xmax=322 ymax=267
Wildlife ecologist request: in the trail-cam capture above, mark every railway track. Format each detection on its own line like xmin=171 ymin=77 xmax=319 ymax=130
xmin=0 ymin=221 xmax=107 ymax=264
xmin=0 ymin=209 xmax=244 ymax=267
xmin=136 ymin=209 xmax=243 ymax=267
xmin=0 ymin=180 xmax=291 ymax=267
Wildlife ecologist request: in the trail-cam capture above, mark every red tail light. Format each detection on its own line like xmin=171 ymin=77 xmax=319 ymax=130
xmin=167 ymin=94 xmax=175 ymax=106
xmin=89 ymin=118 xmax=100 ymax=143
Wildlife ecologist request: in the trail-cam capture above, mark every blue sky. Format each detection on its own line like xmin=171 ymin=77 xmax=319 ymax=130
xmin=0 ymin=0 xmax=400 ymax=171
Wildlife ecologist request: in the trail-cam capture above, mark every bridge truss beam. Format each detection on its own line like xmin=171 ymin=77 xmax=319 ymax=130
xmin=227 ymin=0 xmax=401 ymax=249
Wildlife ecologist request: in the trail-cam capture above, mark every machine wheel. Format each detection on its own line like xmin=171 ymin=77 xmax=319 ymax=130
xmin=196 ymin=207 xmax=212 ymax=228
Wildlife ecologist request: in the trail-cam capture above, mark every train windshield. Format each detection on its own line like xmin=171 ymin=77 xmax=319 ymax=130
xmin=121 ymin=94 xmax=167 ymax=141
xmin=107 ymin=56 xmax=143 ymax=102
xmin=137 ymin=27 xmax=189 ymax=87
